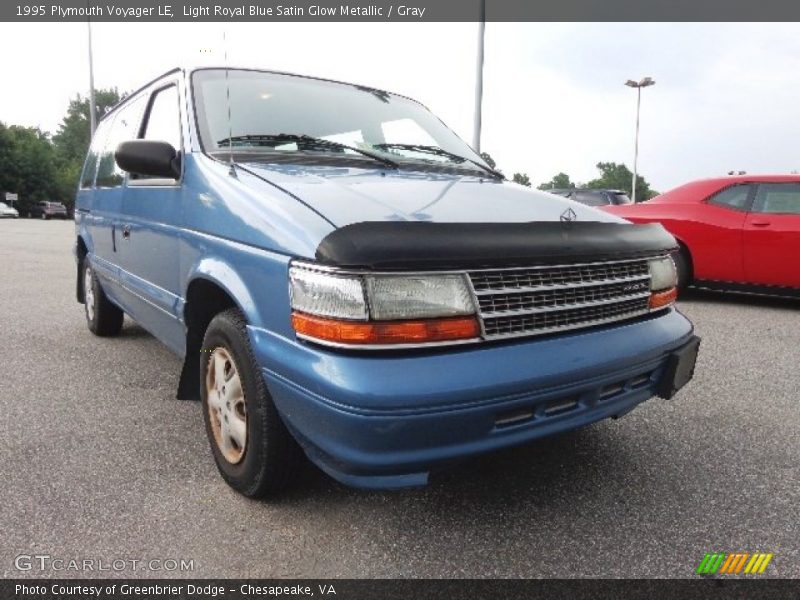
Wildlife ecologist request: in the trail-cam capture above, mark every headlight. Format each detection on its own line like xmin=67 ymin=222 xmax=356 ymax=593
xmin=648 ymin=256 xmax=678 ymax=309
xmin=289 ymin=268 xmax=367 ymax=320
xmin=364 ymin=274 xmax=475 ymax=320
xmin=648 ymin=256 xmax=677 ymax=291
xmin=289 ymin=264 xmax=479 ymax=347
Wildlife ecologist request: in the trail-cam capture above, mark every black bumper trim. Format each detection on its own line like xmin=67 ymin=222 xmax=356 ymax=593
xmin=657 ymin=335 xmax=701 ymax=399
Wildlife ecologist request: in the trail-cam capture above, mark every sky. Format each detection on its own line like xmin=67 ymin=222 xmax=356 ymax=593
xmin=1 ymin=22 xmax=799 ymax=192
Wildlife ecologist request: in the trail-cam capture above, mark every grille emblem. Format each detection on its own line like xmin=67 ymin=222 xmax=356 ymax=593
xmin=622 ymin=282 xmax=648 ymax=292
xmin=560 ymin=208 xmax=577 ymax=222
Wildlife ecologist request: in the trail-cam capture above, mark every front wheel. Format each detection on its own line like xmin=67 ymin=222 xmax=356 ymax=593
xmin=201 ymin=308 xmax=302 ymax=497
xmin=83 ymin=258 xmax=124 ymax=336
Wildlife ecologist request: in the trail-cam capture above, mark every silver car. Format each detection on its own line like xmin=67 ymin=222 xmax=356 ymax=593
xmin=0 ymin=202 xmax=19 ymax=218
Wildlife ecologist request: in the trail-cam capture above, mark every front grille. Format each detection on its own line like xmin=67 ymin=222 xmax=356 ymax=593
xmin=469 ymin=258 xmax=653 ymax=340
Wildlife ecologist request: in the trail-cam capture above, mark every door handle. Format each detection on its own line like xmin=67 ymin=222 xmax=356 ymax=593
xmin=750 ymin=220 xmax=771 ymax=227
xmin=122 ymin=225 xmax=131 ymax=240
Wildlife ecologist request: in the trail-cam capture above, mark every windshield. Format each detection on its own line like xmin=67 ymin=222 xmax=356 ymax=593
xmin=0 ymin=203 xmax=7 ymax=209
xmin=192 ymin=69 xmax=489 ymax=173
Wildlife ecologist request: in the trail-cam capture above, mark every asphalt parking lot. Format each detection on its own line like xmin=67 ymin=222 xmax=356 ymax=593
xmin=1 ymin=219 xmax=798 ymax=579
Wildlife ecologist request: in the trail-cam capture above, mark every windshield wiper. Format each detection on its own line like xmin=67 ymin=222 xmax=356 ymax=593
xmin=372 ymin=143 xmax=504 ymax=179
xmin=215 ymin=134 xmax=399 ymax=170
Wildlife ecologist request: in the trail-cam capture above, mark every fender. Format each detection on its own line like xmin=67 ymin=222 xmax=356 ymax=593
xmin=184 ymin=256 xmax=260 ymax=325
xmin=177 ymin=257 xmax=260 ymax=400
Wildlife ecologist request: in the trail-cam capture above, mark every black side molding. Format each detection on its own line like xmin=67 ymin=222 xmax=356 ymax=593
xmin=692 ymin=279 xmax=800 ymax=299
xmin=315 ymin=221 xmax=678 ymax=270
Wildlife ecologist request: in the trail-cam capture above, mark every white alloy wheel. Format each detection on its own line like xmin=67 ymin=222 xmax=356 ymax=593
xmin=205 ymin=347 xmax=247 ymax=464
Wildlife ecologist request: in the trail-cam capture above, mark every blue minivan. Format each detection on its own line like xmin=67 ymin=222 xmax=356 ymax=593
xmin=75 ymin=67 xmax=700 ymax=496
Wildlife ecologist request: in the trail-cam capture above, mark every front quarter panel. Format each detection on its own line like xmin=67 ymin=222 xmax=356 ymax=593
xmin=177 ymin=153 xmax=337 ymax=333
xmin=182 ymin=242 xmax=293 ymax=334
xmin=181 ymin=153 xmax=335 ymax=259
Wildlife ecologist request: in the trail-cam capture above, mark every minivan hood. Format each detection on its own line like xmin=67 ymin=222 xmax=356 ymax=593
xmin=239 ymin=163 xmax=622 ymax=227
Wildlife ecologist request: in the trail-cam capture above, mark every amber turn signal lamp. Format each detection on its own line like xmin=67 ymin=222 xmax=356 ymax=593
xmin=292 ymin=312 xmax=481 ymax=346
xmin=649 ymin=287 xmax=678 ymax=310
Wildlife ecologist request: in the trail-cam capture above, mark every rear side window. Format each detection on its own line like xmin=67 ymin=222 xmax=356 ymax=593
xmin=80 ymin=118 xmax=112 ymax=189
xmin=707 ymin=184 xmax=751 ymax=210
xmin=752 ymin=183 xmax=800 ymax=215
xmin=95 ymin=96 xmax=146 ymax=188
xmin=142 ymin=85 xmax=181 ymax=151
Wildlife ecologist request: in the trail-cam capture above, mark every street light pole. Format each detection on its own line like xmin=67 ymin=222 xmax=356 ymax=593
xmin=472 ymin=0 xmax=485 ymax=153
xmin=625 ymin=77 xmax=655 ymax=203
xmin=87 ymin=18 xmax=97 ymax=136
xmin=632 ymin=85 xmax=641 ymax=203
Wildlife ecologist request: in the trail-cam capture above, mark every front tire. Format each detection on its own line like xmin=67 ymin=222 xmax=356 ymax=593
xmin=200 ymin=308 xmax=302 ymax=498
xmin=673 ymin=248 xmax=692 ymax=291
xmin=83 ymin=258 xmax=124 ymax=336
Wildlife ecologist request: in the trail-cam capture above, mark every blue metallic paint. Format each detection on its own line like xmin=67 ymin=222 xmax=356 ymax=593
xmin=249 ymin=309 xmax=692 ymax=487
xmin=238 ymin=161 xmax=626 ymax=227
xmin=75 ymin=67 xmax=695 ymax=490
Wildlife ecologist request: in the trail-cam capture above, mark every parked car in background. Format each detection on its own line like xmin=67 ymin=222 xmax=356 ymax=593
xmin=0 ymin=202 xmax=19 ymax=218
xmin=29 ymin=201 xmax=69 ymax=220
xmin=74 ymin=66 xmax=699 ymax=497
xmin=602 ymin=175 xmax=800 ymax=294
xmin=547 ymin=188 xmax=632 ymax=207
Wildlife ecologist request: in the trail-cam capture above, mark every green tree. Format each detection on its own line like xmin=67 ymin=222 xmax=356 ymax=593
xmin=51 ymin=88 xmax=122 ymax=209
xmin=512 ymin=172 xmax=531 ymax=187
xmin=479 ymin=152 xmax=496 ymax=169
xmin=0 ymin=123 xmax=59 ymax=215
xmin=52 ymin=88 xmax=121 ymax=164
xmin=537 ymin=172 xmax=575 ymax=191
xmin=0 ymin=88 xmax=122 ymax=215
xmin=585 ymin=161 xmax=657 ymax=200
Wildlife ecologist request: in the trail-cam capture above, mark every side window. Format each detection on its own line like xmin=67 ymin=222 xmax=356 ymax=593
xmin=80 ymin=118 xmax=112 ymax=188
xmin=752 ymin=183 xmax=800 ymax=215
xmin=142 ymin=85 xmax=181 ymax=151
xmin=96 ymin=96 xmax=146 ymax=188
xmin=611 ymin=192 xmax=632 ymax=205
xmin=707 ymin=184 xmax=751 ymax=210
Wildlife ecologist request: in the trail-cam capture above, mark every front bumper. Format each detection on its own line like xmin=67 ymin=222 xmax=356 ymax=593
xmin=250 ymin=308 xmax=697 ymax=489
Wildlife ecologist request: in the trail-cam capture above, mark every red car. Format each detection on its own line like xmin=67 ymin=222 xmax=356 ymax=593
xmin=602 ymin=175 xmax=800 ymax=294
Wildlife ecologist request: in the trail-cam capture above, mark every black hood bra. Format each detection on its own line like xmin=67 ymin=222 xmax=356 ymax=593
xmin=315 ymin=221 xmax=678 ymax=271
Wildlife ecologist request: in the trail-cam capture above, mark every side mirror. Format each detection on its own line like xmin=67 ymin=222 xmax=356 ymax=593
xmin=115 ymin=140 xmax=180 ymax=179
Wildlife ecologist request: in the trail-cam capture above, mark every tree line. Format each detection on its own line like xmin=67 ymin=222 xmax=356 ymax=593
xmin=0 ymin=88 xmax=121 ymax=215
xmin=481 ymin=153 xmax=659 ymax=200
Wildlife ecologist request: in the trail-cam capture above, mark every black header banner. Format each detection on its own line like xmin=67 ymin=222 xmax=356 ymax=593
xmin=4 ymin=0 xmax=800 ymax=22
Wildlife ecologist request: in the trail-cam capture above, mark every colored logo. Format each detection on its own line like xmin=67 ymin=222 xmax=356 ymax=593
xmin=696 ymin=552 xmax=773 ymax=575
